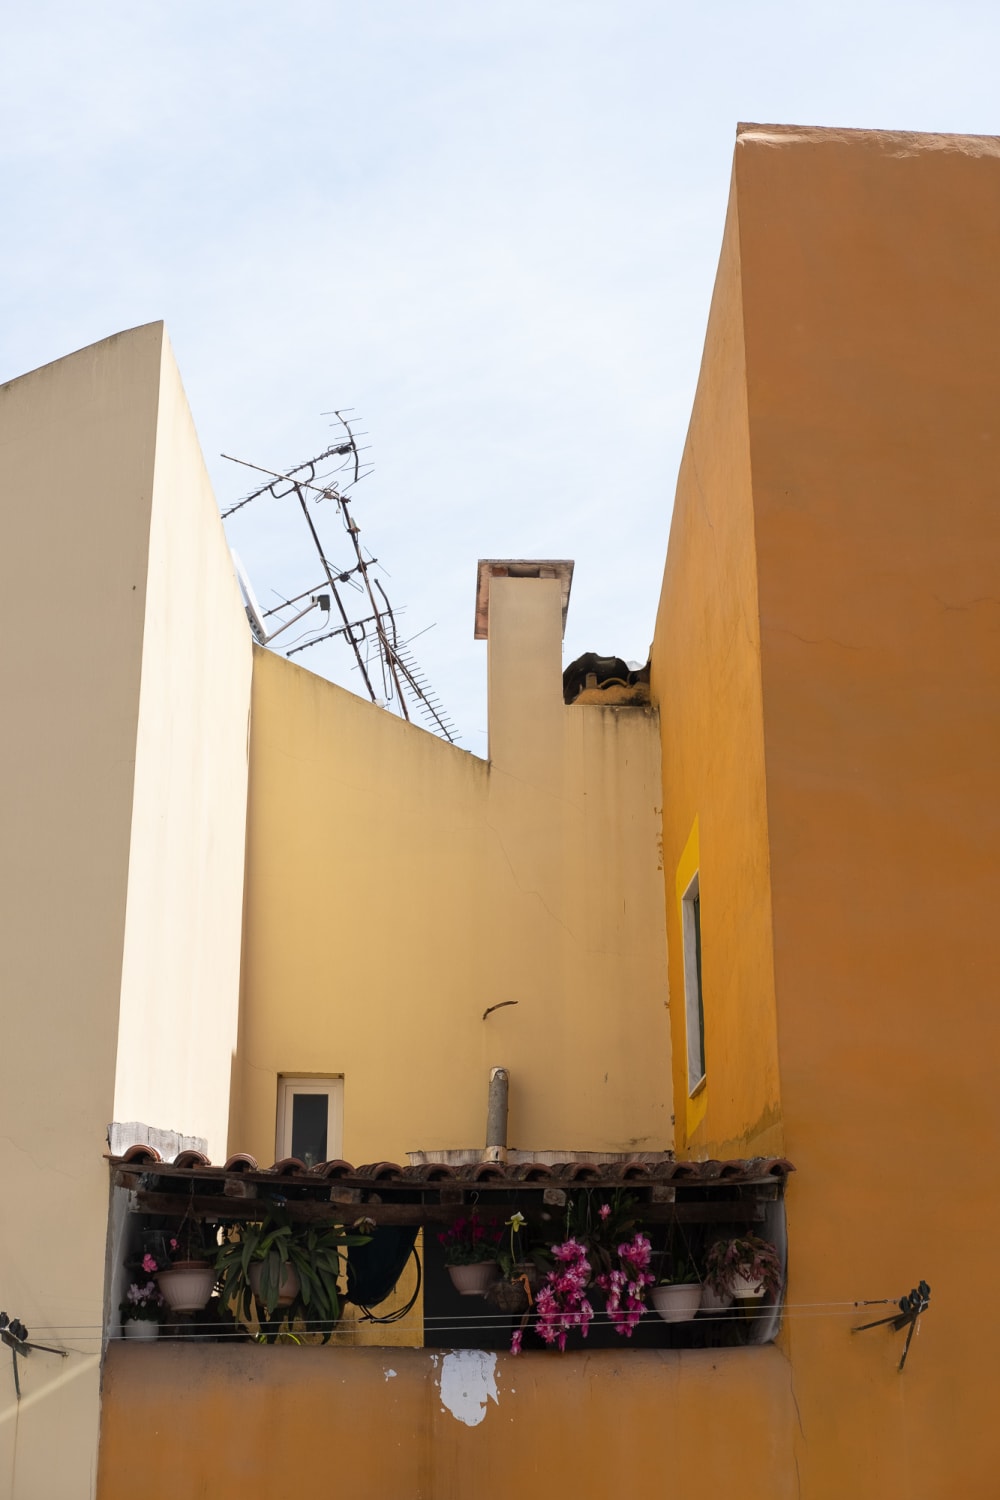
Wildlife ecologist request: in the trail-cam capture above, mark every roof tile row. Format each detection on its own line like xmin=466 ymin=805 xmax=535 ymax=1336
xmin=113 ymin=1146 xmax=794 ymax=1187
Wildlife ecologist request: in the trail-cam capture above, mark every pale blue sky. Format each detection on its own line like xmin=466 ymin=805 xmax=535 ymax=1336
xmin=3 ymin=2 xmax=997 ymax=743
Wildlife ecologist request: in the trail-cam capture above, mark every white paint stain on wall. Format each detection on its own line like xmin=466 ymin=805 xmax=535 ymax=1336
xmin=384 ymin=1368 xmax=397 ymax=1380
xmin=438 ymin=1350 xmax=499 ymax=1427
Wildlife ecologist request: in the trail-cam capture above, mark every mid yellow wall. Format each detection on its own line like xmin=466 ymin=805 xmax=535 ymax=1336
xmin=232 ymin=574 xmax=670 ymax=1167
xmin=650 ymin=176 xmax=782 ymax=1162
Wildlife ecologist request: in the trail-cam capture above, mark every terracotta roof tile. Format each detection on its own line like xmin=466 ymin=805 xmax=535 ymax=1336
xmin=110 ymin=1150 xmax=794 ymax=1188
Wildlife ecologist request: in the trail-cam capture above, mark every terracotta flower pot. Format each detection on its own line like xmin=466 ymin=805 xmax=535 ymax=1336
xmin=249 ymin=1260 xmax=301 ymax=1312
xmin=156 ymin=1261 xmax=216 ymax=1315
xmin=651 ymin=1283 xmax=702 ymax=1323
xmin=447 ymin=1261 xmax=500 ymax=1297
xmin=122 ymin=1319 xmax=159 ymax=1340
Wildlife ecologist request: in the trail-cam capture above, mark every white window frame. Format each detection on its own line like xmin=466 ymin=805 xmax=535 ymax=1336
xmin=276 ymin=1075 xmax=344 ymax=1165
xmin=681 ymin=872 xmax=706 ymax=1095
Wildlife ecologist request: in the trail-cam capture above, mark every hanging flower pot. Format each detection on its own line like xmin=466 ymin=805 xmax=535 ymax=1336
xmin=703 ymin=1234 xmax=782 ymax=1305
xmin=447 ymin=1261 xmax=500 ymax=1297
xmin=156 ymin=1261 xmax=217 ymax=1315
xmin=487 ymin=1262 xmax=538 ymax=1314
xmin=699 ymin=1283 xmax=734 ymax=1312
xmin=249 ymin=1259 xmax=301 ymax=1312
xmin=651 ymin=1283 xmax=702 ymax=1323
xmin=730 ymin=1271 xmax=768 ymax=1300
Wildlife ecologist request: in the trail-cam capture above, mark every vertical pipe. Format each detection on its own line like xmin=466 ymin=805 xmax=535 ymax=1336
xmin=484 ymin=1067 xmax=509 ymax=1164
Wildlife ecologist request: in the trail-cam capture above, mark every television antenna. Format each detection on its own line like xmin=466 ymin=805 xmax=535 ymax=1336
xmin=220 ymin=412 xmax=458 ymax=744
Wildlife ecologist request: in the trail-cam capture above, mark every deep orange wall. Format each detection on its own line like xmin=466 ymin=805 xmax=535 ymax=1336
xmin=650 ymin=174 xmax=783 ymax=1161
xmin=96 ymin=1344 xmax=799 ymax=1500
xmin=735 ymin=124 xmax=1000 ymax=1499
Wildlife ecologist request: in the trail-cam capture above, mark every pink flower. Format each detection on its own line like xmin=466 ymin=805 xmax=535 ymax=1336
xmin=511 ymin=1328 xmax=523 ymax=1356
xmin=141 ymin=1254 xmax=157 ymax=1273
xmin=531 ymin=1240 xmax=593 ymax=1349
xmin=599 ymin=1203 xmax=611 ymax=1221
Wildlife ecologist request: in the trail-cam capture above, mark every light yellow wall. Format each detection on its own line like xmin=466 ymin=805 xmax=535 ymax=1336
xmin=0 ymin=325 xmax=251 ymax=1498
xmin=233 ymin=573 xmax=670 ymax=1167
xmin=112 ymin=332 xmax=252 ymax=1158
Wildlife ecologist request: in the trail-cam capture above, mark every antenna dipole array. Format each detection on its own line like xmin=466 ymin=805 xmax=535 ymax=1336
xmin=221 ymin=413 xmax=458 ymax=744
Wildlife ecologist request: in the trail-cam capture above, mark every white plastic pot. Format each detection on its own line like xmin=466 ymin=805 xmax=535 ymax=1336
xmin=651 ymin=1283 xmax=702 ymax=1323
xmin=447 ymin=1262 xmax=500 ymax=1297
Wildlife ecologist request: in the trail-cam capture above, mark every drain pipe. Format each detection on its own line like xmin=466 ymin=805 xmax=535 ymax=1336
xmin=484 ymin=1067 xmax=509 ymax=1164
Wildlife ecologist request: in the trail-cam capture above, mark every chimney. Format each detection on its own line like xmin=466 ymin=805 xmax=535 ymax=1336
xmin=475 ymin=559 xmax=574 ymax=774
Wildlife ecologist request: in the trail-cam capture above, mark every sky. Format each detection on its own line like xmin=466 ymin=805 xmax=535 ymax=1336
xmin=3 ymin=1 xmax=998 ymax=748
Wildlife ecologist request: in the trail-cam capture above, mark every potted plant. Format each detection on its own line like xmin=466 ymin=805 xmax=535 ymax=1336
xmin=704 ymin=1233 xmax=782 ymax=1302
xmin=509 ymin=1194 xmax=654 ymax=1352
xmin=650 ymin=1250 xmax=703 ymax=1324
xmin=215 ymin=1207 xmax=370 ymax=1341
xmin=144 ymin=1221 xmax=219 ymax=1316
xmin=488 ymin=1212 xmax=545 ymax=1314
xmin=119 ymin=1278 xmax=164 ymax=1339
xmin=438 ymin=1212 xmax=502 ymax=1296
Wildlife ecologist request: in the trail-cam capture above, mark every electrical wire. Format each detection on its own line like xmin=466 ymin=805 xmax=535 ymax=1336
xmin=29 ymin=1296 xmax=898 ymax=1351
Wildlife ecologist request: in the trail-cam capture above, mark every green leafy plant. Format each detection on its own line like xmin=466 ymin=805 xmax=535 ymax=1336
xmin=141 ymin=1219 xmax=218 ymax=1270
xmin=215 ymin=1208 xmax=370 ymax=1342
xmin=704 ymin=1233 xmax=782 ymax=1297
xmin=658 ymin=1252 xmax=700 ymax=1287
xmin=559 ymin=1190 xmax=639 ymax=1279
xmin=656 ymin=1221 xmax=701 ymax=1286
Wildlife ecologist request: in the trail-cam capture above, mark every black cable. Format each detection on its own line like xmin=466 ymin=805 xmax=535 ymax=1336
xmin=353 ymin=1244 xmax=422 ymax=1325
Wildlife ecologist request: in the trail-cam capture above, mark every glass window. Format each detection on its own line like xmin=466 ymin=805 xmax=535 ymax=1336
xmin=276 ymin=1076 xmax=344 ymax=1166
xmin=682 ymin=874 xmax=706 ymax=1093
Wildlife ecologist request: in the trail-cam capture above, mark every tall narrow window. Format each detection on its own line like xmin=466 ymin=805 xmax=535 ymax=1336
xmin=276 ymin=1076 xmax=344 ymax=1167
xmin=681 ymin=873 xmax=706 ymax=1093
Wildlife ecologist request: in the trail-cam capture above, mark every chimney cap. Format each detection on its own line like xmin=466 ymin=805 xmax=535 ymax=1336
xmin=474 ymin=559 xmax=574 ymax=641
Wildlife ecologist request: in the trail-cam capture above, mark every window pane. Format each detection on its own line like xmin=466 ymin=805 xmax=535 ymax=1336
xmin=291 ymin=1093 xmax=328 ymax=1167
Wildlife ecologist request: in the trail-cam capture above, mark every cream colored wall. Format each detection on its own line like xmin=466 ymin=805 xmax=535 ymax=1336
xmin=0 ymin=328 xmax=161 ymax=1500
xmin=233 ymin=573 xmax=670 ymax=1168
xmin=0 ymin=324 xmax=251 ymax=1499
xmin=112 ymin=333 xmax=252 ymax=1158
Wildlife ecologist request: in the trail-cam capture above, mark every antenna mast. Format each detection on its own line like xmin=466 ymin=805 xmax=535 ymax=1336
xmin=221 ymin=413 xmax=458 ymax=744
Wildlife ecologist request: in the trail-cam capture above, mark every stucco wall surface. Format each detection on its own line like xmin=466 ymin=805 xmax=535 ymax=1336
xmin=232 ymin=574 xmax=670 ymax=1168
xmin=96 ymin=1343 xmax=799 ymax=1500
xmin=0 ymin=323 xmax=253 ymax=1498
xmin=650 ymin=178 xmax=781 ymax=1162
xmin=0 ymin=327 xmax=164 ymax=1499
xmin=111 ymin=331 xmax=252 ymax=1158
xmin=734 ymin=124 xmax=1000 ymax=1500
